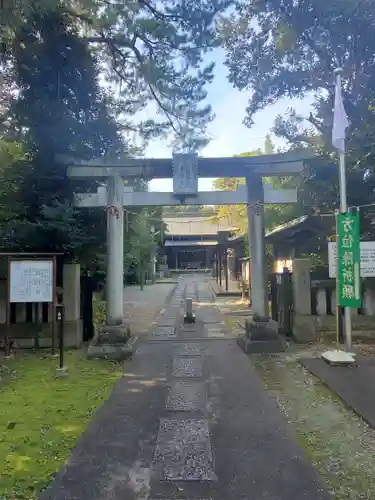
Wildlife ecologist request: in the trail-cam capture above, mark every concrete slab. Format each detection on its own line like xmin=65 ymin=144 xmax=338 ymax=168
xmin=321 ymin=349 xmax=356 ymax=366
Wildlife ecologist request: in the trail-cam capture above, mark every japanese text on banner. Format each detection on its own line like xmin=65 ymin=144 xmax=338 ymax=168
xmin=337 ymin=213 xmax=361 ymax=308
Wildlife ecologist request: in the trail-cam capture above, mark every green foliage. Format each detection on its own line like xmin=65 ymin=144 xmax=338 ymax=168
xmin=77 ymin=0 xmax=231 ymax=150
xmin=0 ymin=8 xmax=121 ymax=263
xmin=219 ymin=0 xmax=375 ymax=238
xmin=213 ymin=137 xmax=304 ymax=236
xmin=0 ymin=1 xmax=230 ymax=274
xmin=129 ymin=213 xmax=158 ymax=289
xmin=92 ymin=294 xmax=107 ymax=332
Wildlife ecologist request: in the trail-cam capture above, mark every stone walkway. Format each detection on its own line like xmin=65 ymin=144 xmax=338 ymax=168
xmin=123 ymin=281 xmax=177 ymax=337
xmin=40 ymin=275 xmax=331 ymax=500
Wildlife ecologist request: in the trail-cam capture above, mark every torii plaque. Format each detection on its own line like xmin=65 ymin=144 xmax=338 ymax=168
xmin=172 ymin=153 xmax=198 ymax=196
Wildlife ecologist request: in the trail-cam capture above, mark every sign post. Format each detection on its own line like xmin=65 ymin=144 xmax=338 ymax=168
xmin=7 ymin=257 xmax=57 ymax=355
xmin=55 ymin=304 xmax=67 ymax=377
xmin=332 ymin=67 xmax=353 ymax=352
xmin=337 ymin=212 xmax=361 ymax=313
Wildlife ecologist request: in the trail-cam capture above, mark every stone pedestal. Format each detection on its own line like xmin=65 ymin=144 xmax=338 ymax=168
xmin=159 ymin=263 xmax=169 ymax=278
xmin=87 ymin=323 xmax=132 ymax=361
xmin=237 ymin=316 xmax=285 ymax=353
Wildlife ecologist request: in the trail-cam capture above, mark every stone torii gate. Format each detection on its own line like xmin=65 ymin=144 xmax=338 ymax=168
xmin=62 ymin=150 xmax=313 ymax=347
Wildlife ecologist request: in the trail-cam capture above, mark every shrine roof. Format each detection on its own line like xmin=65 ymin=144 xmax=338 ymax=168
xmin=163 ymin=215 xmax=235 ymax=236
xmin=228 ymin=215 xmax=331 ymax=245
xmin=164 ymin=240 xmax=218 ymax=247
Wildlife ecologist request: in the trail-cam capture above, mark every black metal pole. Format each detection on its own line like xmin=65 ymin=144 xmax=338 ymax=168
xmin=219 ymin=249 xmax=222 ymax=287
xmin=57 ymin=304 xmax=64 ymax=369
xmin=224 ymin=248 xmax=229 ymax=292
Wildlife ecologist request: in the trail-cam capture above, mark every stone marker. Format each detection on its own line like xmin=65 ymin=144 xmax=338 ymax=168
xmin=236 ymin=315 xmax=285 ymax=353
xmin=184 ymin=297 xmax=196 ymax=324
xmin=87 ymin=322 xmax=132 ymax=361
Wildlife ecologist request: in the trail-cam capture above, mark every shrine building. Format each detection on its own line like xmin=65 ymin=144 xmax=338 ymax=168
xmin=162 ymin=213 xmax=234 ymax=271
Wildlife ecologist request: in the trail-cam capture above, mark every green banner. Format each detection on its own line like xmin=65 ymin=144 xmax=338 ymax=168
xmin=337 ymin=212 xmax=361 ymax=308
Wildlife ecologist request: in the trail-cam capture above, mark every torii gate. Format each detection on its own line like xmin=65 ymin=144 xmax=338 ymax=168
xmin=62 ymin=150 xmax=313 ymax=336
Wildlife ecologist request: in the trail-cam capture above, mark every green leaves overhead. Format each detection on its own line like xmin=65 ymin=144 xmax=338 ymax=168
xmin=0 ymin=8 xmax=118 ymax=259
xmin=70 ymin=0 xmax=231 ymax=149
xmin=219 ymin=0 xmax=375 ymax=127
xmin=2 ymin=0 xmax=231 ymax=149
xmin=218 ymin=0 xmax=375 ymax=240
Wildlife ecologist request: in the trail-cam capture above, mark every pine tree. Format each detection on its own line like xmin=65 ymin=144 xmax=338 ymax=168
xmin=0 ymin=7 xmax=122 ymax=260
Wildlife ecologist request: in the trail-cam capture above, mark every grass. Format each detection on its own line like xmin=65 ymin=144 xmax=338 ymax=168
xmin=0 ymin=351 xmax=123 ymax=499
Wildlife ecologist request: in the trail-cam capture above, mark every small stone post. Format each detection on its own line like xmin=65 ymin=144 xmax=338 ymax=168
xmin=184 ymin=297 xmax=195 ymax=323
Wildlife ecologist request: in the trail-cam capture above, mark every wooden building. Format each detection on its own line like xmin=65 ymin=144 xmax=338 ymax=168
xmin=162 ymin=214 xmax=234 ymax=270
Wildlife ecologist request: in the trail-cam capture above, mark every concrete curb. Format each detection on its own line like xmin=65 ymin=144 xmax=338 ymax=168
xmin=207 ymin=280 xmax=242 ymax=298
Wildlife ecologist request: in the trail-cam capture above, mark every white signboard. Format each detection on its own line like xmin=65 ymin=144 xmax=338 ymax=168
xmin=172 ymin=153 xmax=198 ymax=195
xmin=328 ymin=241 xmax=375 ymax=278
xmin=10 ymin=260 xmax=53 ymax=303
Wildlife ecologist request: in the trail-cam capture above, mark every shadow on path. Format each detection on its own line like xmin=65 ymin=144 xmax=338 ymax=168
xmin=40 ymin=275 xmax=331 ymax=500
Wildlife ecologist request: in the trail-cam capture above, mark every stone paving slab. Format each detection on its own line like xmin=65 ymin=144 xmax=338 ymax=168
xmin=172 ymin=356 xmax=204 ymax=378
xmin=153 ymin=419 xmax=216 ymax=481
xmin=166 ymin=381 xmax=206 ymax=412
xmin=153 ymin=326 xmax=176 ymax=337
xmin=174 ymin=343 xmax=205 ymax=356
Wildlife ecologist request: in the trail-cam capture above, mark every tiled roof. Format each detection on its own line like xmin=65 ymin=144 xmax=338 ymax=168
xmin=163 ymin=216 xmax=234 ymax=236
xmin=164 ymin=240 xmax=218 ymax=247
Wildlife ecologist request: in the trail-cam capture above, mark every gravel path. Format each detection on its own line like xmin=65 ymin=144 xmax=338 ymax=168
xmin=253 ymin=352 xmax=375 ymax=500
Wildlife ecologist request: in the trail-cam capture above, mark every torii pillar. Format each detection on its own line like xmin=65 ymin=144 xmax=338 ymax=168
xmin=64 ymin=150 xmax=311 ymax=336
xmin=76 ymin=175 xmax=130 ymax=359
xmin=246 ymin=175 xmax=268 ymax=316
xmin=106 ymin=176 xmax=124 ymax=325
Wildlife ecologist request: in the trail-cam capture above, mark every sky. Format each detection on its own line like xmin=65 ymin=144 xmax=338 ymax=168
xmin=147 ymin=49 xmax=315 ymax=193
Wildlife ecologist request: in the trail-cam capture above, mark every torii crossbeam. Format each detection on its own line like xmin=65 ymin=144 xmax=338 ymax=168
xmin=62 ymin=150 xmax=314 ymax=354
